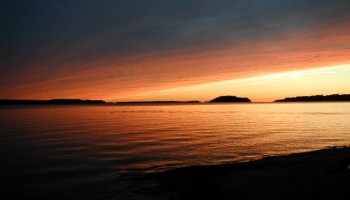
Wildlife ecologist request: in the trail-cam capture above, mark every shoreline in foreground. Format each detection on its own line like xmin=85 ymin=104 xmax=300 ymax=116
xmin=112 ymin=147 xmax=350 ymax=200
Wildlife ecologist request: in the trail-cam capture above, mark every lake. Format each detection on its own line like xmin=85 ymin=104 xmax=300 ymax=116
xmin=1 ymin=103 xmax=350 ymax=199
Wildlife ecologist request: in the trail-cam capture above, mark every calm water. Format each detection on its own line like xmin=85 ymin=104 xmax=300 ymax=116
xmin=1 ymin=103 xmax=350 ymax=199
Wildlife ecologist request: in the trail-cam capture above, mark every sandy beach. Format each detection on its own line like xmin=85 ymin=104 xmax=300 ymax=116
xmin=111 ymin=147 xmax=350 ymax=200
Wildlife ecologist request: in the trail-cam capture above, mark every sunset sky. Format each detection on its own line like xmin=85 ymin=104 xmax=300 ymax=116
xmin=1 ymin=0 xmax=350 ymax=102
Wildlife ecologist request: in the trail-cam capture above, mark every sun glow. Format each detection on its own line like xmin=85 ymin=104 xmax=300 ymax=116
xmin=117 ymin=64 xmax=350 ymax=102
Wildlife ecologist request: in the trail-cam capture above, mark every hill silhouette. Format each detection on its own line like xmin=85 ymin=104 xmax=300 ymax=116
xmin=0 ymin=99 xmax=106 ymax=105
xmin=275 ymin=94 xmax=350 ymax=102
xmin=209 ymin=95 xmax=251 ymax=103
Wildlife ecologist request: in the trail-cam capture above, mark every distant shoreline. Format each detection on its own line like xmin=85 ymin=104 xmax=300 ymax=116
xmin=1 ymin=101 xmax=350 ymax=107
xmin=275 ymin=94 xmax=350 ymax=102
xmin=0 ymin=99 xmax=106 ymax=105
xmin=1 ymin=94 xmax=350 ymax=106
xmin=115 ymin=101 xmax=201 ymax=105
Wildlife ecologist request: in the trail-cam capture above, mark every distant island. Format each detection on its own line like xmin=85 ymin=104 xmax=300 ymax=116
xmin=209 ymin=95 xmax=251 ymax=103
xmin=274 ymin=94 xmax=350 ymax=102
xmin=0 ymin=99 xmax=106 ymax=105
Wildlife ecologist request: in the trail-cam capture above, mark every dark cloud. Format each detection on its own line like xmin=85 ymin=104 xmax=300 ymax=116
xmin=2 ymin=0 xmax=350 ymax=59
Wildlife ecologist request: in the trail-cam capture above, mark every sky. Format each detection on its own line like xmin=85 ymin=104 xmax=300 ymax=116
xmin=1 ymin=0 xmax=350 ymax=102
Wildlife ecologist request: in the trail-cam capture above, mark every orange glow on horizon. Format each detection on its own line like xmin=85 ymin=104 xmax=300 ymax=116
xmin=1 ymin=22 xmax=350 ymax=101
xmin=118 ymin=64 xmax=350 ymax=102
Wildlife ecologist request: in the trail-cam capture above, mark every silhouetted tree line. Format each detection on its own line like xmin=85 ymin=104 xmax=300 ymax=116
xmin=0 ymin=99 xmax=106 ymax=105
xmin=2 ymin=94 xmax=348 ymax=105
xmin=274 ymin=94 xmax=350 ymax=102
xmin=209 ymin=95 xmax=251 ymax=102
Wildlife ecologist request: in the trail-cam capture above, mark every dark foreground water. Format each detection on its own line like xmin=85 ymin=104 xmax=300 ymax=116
xmin=1 ymin=103 xmax=349 ymax=199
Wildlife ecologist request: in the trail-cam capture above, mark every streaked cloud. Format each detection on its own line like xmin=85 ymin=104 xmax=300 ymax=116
xmin=1 ymin=0 xmax=350 ymax=100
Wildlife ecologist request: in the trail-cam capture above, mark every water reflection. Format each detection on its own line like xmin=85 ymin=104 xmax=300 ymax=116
xmin=0 ymin=103 xmax=350 ymax=198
